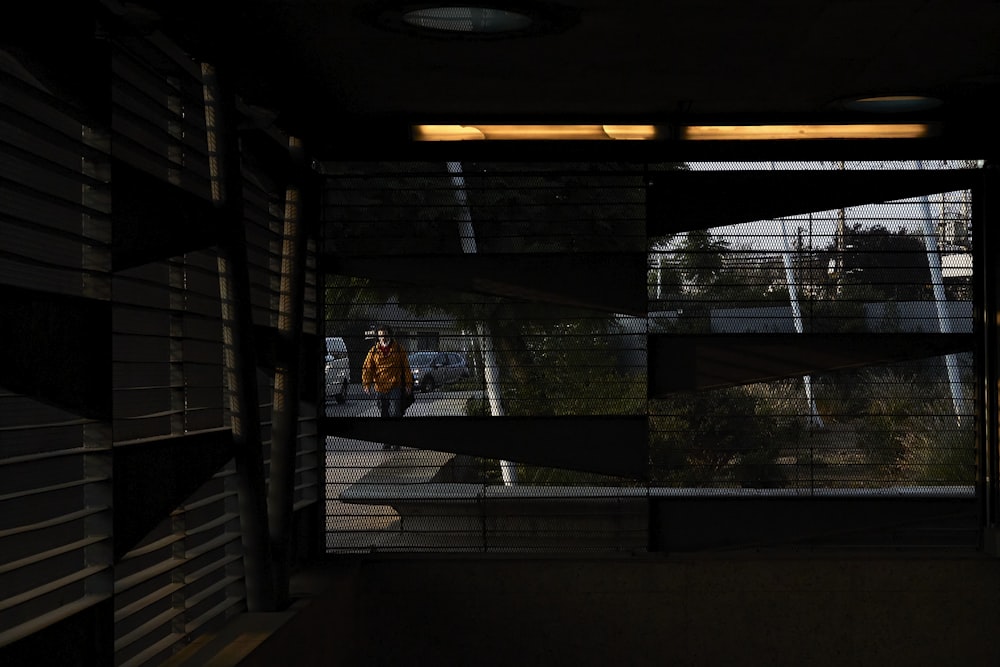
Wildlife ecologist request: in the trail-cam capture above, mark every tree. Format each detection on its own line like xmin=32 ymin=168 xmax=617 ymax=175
xmin=650 ymin=384 xmax=799 ymax=488
xmin=832 ymin=224 xmax=931 ymax=301
xmin=678 ymin=229 xmax=730 ymax=293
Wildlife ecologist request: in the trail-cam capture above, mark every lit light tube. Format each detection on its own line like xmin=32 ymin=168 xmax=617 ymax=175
xmin=413 ymin=124 xmax=660 ymax=141
xmin=413 ymin=123 xmax=936 ymax=141
xmin=681 ymin=123 xmax=935 ymax=140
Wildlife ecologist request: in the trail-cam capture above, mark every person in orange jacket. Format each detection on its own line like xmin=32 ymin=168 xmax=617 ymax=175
xmin=362 ymin=326 xmax=414 ymax=426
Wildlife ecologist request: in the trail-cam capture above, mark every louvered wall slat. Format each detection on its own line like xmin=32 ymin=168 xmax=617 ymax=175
xmin=107 ymin=29 xmax=319 ymax=664
xmin=0 ymin=47 xmax=114 ymax=649
xmin=109 ymin=33 xmax=248 ymax=666
xmin=3 ymin=18 xmax=321 ymax=663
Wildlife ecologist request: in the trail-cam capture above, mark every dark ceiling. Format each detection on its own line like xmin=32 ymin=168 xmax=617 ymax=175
xmin=120 ymin=1 xmax=1000 ymax=160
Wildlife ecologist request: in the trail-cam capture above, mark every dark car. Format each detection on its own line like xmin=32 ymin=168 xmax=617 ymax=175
xmin=408 ymin=351 xmax=470 ymax=392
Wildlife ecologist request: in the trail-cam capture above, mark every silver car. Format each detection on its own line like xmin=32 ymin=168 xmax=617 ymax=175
xmin=325 ymin=336 xmax=351 ymax=403
xmin=408 ymin=351 xmax=470 ymax=392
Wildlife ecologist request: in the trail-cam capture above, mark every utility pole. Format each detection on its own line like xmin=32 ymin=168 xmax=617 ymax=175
xmin=447 ymin=161 xmax=518 ymax=485
xmin=834 ymin=160 xmax=846 ymax=292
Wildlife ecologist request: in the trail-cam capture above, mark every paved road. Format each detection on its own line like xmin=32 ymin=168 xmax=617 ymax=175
xmin=324 ymin=383 xmax=480 ymax=424
xmin=323 ymin=383 xmax=481 ymax=551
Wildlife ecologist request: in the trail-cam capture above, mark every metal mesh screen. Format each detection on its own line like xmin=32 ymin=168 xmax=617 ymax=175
xmin=322 ymin=161 xmax=647 ymax=254
xmin=650 ymin=161 xmax=975 ymax=492
xmin=322 ymin=159 xmax=979 ymax=554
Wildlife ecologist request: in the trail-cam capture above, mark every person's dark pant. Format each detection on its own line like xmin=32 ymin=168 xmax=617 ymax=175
xmin=376 ymin=385 xmax=404 ymax=418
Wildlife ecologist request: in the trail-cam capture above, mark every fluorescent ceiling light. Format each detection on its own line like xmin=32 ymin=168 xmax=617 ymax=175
xmin=412 ymin=123 xmax=936 ymax=141
xmin=681 ymin=124 xmax=935 ymax=140
xmin=413 ymin=125 xmax=660 ymax=140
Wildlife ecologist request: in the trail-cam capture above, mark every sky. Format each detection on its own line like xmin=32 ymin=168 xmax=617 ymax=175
xmin=675 ymin=160 xmax=981 ymax=252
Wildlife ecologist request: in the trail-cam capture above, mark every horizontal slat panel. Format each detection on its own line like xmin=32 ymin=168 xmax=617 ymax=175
xmin=185 ymin=410 xmax=226 ymax=432
xmin=0 ymin=534 xmax=108 ymax=575
xmin=0 ymin=593 xmax=110 ymax=649
xmin=0 ymin=485 xmax=101 ymax=533
xmin=325 ymin=416 xmax=649 ymax=479
xmin=115 ymin=558 xmax=180 ymax=619
xmin=0 ymin=505 xmax=105 ymax=540
xmin=650 ymin=332 xmax=974 ymax=394
xmin=113 ymin=388 xmax=176 ymax=415
xmin=185 ymin=532 xmax=243 ymax=562
xmin=0 ymin=144 xmax=104 ymax=202
xmin=183 ymin=596 xmax=245 ymax=636
xmin=111 ymin=165 xmax=223 ymax=270
xmin=0 ymin=71 xmax=97 ymax=147
xmin=325 ymin=252 xmax=648 ymax=315
xmin=118 ymin=634 xmax=185 ymax=667
xmin=184 ymin=573 xmax=243 ymax=610
xmin=0 ymin=428 xmax=92 ymax=459
xmin=113 ymin=308 xmax=172 ymax=336
xmin=116 ymin=532 xmax=185 ymax=562
xmin=0 ymin=563 xmax=108 ymax=613
xmin=114 ymin=582 xmax=182 ymax=624
xmin=0 ymin=457 xmax=102 ymax=498
xmin=113 ymin=363 xmax=172 ymax=388
xmin=114 ymin=557 xmax=185 ymax=593
xmin=183 ymin=512 xmax=240 ymax=539
xmin=113 ymin=605 xmax=183 ymax=653
xmin=647 ymin=167 xmax=980 ymax=236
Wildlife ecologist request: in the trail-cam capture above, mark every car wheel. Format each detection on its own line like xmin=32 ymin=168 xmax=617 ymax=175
xmin=334 ymin=380 xmax=347 ymax=404
xmin=422 ymin=376 xmax=436 ymax=392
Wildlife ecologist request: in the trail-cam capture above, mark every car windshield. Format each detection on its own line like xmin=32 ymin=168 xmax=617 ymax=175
xmin=409 ymin=352 xmax=437 ymax=365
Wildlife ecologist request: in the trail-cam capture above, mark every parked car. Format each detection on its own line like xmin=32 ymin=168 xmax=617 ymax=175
xmin=325 ymin=336 xmax=351 ymax=403
xmin=408 ymin=351 xmax=470 ymax=392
